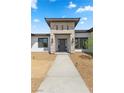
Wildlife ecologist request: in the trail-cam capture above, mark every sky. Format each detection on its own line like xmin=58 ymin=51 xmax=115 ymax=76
xmin=31 ymin=0 xmax=93 ymax=33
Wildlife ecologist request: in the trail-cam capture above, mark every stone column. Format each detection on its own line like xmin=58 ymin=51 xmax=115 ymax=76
xmin=70 ymin=31 xmax=75 ymax=53
xmin=50 ymin=34 xmax=55 ymax=53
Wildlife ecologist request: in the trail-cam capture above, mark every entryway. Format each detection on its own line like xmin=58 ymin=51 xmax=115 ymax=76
xmin=58 ymin=39 xmax=67 ymax=52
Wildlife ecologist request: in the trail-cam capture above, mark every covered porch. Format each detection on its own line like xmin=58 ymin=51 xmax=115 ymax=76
xmin=50 ymin=33 xmax=75 ymax=53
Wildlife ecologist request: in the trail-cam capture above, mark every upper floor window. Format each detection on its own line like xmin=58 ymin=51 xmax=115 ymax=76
xmin=67 ymin=25 xmax=74 ymax=30
xmin=51 ymin=25 xmax=56 ymax=30
xmin=63 ymin=25 xmax=67 ymax=30
xmin=56 ymin=25 xmax=58 ymax=30
xmin=52 ymin=24 xmax=74 ymax=30
xmin=56 ymin=25 xmax=62 ymax=30
xmin=62 ymin=25 xmax=64 ymax=30
xmin=67 ymin=25 xmax=69 ymax=30
xmin=69 ymin=26 xmax=74 ymax=30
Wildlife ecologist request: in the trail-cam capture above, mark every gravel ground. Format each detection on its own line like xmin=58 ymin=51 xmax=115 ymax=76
xmin=70 ymin=53 xmax=93 ymax=93
xmin=31 ymin=52 xmax=56 ymax=93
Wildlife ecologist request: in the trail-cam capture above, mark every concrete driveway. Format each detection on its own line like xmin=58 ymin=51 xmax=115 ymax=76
xmin=36 ymin=53 xmax=90 ymax=93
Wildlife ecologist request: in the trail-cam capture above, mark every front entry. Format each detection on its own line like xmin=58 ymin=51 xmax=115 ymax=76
xmin=58 ymin=39 xmax=67 ymax=52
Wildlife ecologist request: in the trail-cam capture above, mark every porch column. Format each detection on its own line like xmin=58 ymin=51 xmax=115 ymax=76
xmin=70 ymin=33 xmax=75 ymax=53
xmin=50 ymin=34 xmax=56 ymax=53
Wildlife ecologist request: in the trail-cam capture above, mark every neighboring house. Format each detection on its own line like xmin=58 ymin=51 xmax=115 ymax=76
xmin=31 ymin=18 xmax=93 ymax=53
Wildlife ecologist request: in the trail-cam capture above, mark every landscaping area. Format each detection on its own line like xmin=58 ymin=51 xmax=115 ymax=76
xmin=31 ymin=52 xmax=93 ymax=93
xmin=70 ymin=53 xmax=93 ymax=93
xmin=31 ymin=52 xmax=56 ymax=93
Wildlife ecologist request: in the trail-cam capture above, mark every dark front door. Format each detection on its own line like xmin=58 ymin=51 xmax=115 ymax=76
xmin=58 ymin=39 xmax=67 ymax=52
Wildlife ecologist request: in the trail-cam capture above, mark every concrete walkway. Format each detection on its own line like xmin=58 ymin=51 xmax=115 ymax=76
xmin=36 ymin=54 xmax=90 ymax=93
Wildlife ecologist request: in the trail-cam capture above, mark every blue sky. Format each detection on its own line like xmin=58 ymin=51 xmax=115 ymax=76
xmin=31 ymin=0 xmax=93 ymax=33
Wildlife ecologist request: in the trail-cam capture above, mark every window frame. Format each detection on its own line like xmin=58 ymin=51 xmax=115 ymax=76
xmin=62 ymin=25 xmax=64 ymax=30
xmin=75 ymin=37 xmax=88 ymax=49
xmin=38 ymin=38 xmax=48 ymax=48
xmin=56 ymin=25 xmax=58 ymax=30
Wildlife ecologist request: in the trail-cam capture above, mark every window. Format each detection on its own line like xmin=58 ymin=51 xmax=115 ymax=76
xmin=75 ymin=38 xmax=88 ymax=49
xmin=62 ymin=25 xmax=64 ymax=30
xmin=58 ymin=25 xmax=62 ymax=30
xmin=56 ymin=25 xmax=58 ymax=30
xmin=69 ymin=26 xmax=74 ymax=30
xmin=63 ymin=25 xmax=67 ymax=30
xmin=66 ymin=25 xmax=74 ymax=30
xmin=67 ymin=25 xmax=69 ymax=30
xmin=51 ymin=24 xmax=56 ymax=30
xmin=38 ymin=38 xmax=48 ymax=48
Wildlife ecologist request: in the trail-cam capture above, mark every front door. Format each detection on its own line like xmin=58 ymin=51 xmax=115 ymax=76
xmin=58 ymin=39 xmax=67 ymax=52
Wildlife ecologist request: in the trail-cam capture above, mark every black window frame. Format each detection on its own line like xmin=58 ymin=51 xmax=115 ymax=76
xmin=38 ymin=38 xmax=48 ymax=48
xmin=62 ymin=25 xmax=64 ymax=30
xmin=67 ymin=25 xmax=69 ymax=30
xmin=75 ymin=38 xmax=88 ymax=49
xmin=56 ymin=25 xmax=58 ymax=30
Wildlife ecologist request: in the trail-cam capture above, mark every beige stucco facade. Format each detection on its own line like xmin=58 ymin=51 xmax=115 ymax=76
xmin=50 ymin=21 xmax=75 ymax=53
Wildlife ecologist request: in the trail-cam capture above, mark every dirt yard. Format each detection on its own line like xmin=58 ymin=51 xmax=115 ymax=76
xmin=31 ymin=52 xmax=56 ymax=93
xmin=70 ymin=53 xmax=93 ymax=93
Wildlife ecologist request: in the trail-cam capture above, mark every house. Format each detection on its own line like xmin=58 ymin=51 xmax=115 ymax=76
xmin=31 ymin=18 xmax=93 ymax=53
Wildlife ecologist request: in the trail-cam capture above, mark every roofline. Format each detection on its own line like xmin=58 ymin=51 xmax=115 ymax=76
xmin=31 ymin=33 xmax=50 ymax=36
xmin=45 ymin=18 xmax=80 ymax=27
xmin=88 ymin=27 xmax=93 ymax=32
xmin=75 ymin=30 xmax=89 ymax=33
xmin=45 ymin=18 xmax=81 ymax=19
xmin=75 ymin=27 xmax=93 ymax=33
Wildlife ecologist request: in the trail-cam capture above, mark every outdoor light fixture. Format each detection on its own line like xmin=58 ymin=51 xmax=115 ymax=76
xmin=72 ymin=38 xmax=74 ymax=44
xmin=51 ymin=38 xmax=53 ymax=43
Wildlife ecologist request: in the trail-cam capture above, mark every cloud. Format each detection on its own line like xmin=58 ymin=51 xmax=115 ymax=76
xmin=31 ymin=0 xmax=38 ymax=9
xmin=80 ymin=17 xmax=88 ymax=24
xmin=82 ymin=17 xmax=87 ymax=21
xmin=33 ymin=19 xmax=40 ymax=22
xmin=76 ymin=5 xmax=93 ymax=13
xmin=62 ymin=15 xmax=66 ymax=18
xmin=80 ymin=21 xmax=84 ymax=24
xmin=68 ymin=2 xmax=77 ymax=9
xmin=49 ymin=0 xmax=56 ymax=2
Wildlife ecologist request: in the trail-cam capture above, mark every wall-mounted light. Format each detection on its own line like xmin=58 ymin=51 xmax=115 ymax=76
xmin=72 ymin=38 xmax=74 ymax=44
xmin=51 ymin=38 xmax=53 ymax=44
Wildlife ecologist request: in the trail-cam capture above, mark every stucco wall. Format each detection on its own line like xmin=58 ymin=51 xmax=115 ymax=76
xmin=31 ymin=36 xmax=50 ymax=52
xmin=50 ymin=21 xmax=75 ymax=53
xmin=75 ymin=32 xmax=91 ymax=38
xmin=50 ymin=22 xmax=75 ymax=30
xmin=31 ymin=32 xmax=92 ymax=53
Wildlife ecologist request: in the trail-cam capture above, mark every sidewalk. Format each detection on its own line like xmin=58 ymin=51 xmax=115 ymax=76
xmin=36 ymin=54 xmax=90 ymax=93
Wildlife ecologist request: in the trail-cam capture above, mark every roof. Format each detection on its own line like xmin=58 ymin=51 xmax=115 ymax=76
xmin=31 ymin=33 xmax=50 ymax=36
xmin=75 ymin=27 xmax=93 ymax=33
xmin=45 ymin=18 xmax=80 ymax=27
xmin=88 ymin=27 xmax=93 ymax=32
xmin=75 ymin=30 xmax=88 ymax=33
